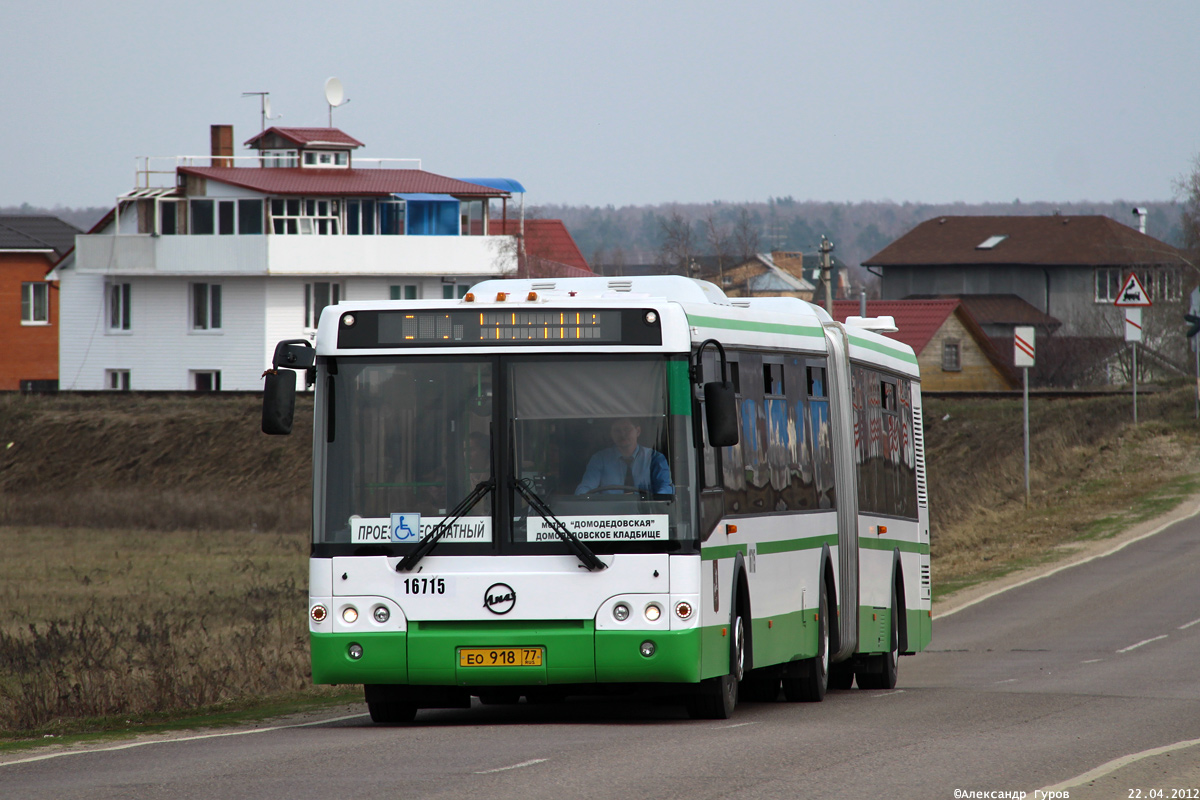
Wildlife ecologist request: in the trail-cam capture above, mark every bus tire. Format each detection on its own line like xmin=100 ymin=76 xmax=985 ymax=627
xmin=783 ymin=576 xmax=828 ymax=702
xmin=364 ymin=685 xmax=417 ymax=724
xmin=857 ymin=585 xmax=900 ymax=690
xmin=686 ymin=611 xmax=744 ymax=719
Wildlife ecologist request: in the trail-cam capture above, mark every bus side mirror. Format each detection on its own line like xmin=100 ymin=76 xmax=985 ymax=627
xmin=262 ymin=369 xmax=297 ymax=435
xmin=704 ymin=381 xmax=739 ymax=447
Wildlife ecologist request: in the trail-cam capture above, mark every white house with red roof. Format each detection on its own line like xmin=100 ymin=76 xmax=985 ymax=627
xmin=55 ymin=124 xmax=586 ymax=390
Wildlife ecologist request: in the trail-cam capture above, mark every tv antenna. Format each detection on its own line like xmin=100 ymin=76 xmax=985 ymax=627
xmin=242 ymin=92 xmax=281 ymax=132
xmin=325 ymin=77 xmax=349 ymax=126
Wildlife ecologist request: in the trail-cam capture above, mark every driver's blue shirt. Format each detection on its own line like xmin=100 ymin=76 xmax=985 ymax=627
xmin=575 ymin=445 xmax=674 ymax=495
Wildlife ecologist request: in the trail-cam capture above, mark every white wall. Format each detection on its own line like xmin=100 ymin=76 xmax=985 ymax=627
xmin=58 ymin=272 xmax=268 ymax=390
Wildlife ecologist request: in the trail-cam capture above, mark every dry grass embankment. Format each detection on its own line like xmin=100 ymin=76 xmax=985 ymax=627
xmin=2 ymin=387 xmax=1200 ymax=738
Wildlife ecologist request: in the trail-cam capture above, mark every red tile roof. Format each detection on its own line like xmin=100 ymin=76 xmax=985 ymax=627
xmin=906 ymin=293 xmax=1061 ymax=329
xmin=490 ymin=219 xmax=590 ymax=272
xmin=834 ymin=299 xmax=1017 ymax=386
xmin=864 ymin=215 xmax=1189 ymax=268
xmin=179 ymin=167 xmax=507 ymax=197
xmin=833 ymin=299 xmax=960 ymax=354
xmin=243 ymin=127 xmax=364 ymax=148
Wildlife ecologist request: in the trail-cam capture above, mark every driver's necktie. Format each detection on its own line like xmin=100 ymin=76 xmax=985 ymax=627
xmin=621 ymin=456 xmax=635 ymax=488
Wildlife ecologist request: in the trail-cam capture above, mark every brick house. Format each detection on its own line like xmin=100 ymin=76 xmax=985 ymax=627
xmin=834 ymin=299 xmax=1017 ymax=391
xmin=0 ymin=216 xmax=79 ymax=391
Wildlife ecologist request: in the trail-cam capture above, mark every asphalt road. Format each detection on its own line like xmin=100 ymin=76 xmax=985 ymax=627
xmin=7 ymin=509 xmax=1200 ymax=800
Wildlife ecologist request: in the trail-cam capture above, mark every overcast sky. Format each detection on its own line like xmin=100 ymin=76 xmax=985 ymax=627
xmin=5 ymin=0 xmax=1199 ymax=210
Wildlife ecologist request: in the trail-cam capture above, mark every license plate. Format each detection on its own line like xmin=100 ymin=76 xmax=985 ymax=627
xmin=459 ymin=647 xmax=543 ymax=667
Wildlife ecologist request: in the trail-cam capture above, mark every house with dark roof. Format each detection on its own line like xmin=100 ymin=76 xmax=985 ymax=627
xmin=55 ymin=124 xmax=586 ymax=390
xmin=833 ymin=299 xmax=1017 ymax=391
xmin=864 ymin=215 xmax=1192 ymax=339
xmin=0 ymin=216 xmax=79 ymax=391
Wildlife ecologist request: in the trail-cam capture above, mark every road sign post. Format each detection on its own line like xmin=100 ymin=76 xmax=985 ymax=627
xmin=1188 ymin=287 xmax=1200 ymax=420
xmin=1014 ymin=327 xmax=1035 ymax=506
xmin=1114 ymin=273 xmax=1152 ymax=425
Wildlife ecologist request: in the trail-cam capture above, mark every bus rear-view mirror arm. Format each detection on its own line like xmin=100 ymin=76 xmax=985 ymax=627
xmin=692 ymin=339 xmax=739 ymax=448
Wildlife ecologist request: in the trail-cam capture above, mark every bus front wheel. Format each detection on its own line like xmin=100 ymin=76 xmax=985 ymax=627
xmin=364 ymin=685 xmax=418 ymax=724
xmin=686 ymin=612 xmax=744 ymax=719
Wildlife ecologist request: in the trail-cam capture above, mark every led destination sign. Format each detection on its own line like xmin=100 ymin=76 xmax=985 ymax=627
xmin=337 ymin=308 xmax=662 ymax=348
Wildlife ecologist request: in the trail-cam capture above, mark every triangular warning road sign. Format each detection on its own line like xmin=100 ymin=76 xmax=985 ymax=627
xmin=1113 ymin=273 xmax=1152 ymax=307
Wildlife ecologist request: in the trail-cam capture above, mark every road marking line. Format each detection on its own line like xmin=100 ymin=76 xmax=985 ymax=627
xmin=0 ymin=713 xmax=370 ymax=767
xmin=869 ymin=690 xmax=906 ymax=698
xmin=993 ymin=679 xmax=1018 ymax=684
xmin=475 ymin=759 xmax=548 ymax=774
xmin=1081 ymin=659 xmax=1102 ymax=663
xmin=722 ymin=722 xmax=759 ymax=728
xmin=1179 ymin=617 xmax=1200 ymax=630
xmin=936 ymin=500 xmax=1200 ymax=620
xmin=1038 ymin=737 xmax=1200 ymax=792
xmin=1117 ymin=634 xmax=1167 ymax=653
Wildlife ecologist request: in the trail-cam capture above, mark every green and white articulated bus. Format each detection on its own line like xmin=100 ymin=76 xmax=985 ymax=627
xmin=261 ymin=275 xmax=931 ymax=722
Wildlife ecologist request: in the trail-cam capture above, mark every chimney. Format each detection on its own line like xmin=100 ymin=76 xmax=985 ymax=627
xmin=210 ymin=124 xmax=234 ymax=168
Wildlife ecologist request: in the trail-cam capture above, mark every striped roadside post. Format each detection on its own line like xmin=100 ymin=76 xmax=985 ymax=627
xmin=1014 ymin=327 xmax=1035 ymax=506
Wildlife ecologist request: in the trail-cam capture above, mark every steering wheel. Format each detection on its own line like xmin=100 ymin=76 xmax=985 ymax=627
xmin=583 ymin=484 xmax=650 ymax=499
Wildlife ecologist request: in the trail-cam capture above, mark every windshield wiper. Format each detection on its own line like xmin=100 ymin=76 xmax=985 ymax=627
xmin=513 ymin=477 xmax=607 ymax=572
xmin=396 ymin=479 xmax=495 ymax=572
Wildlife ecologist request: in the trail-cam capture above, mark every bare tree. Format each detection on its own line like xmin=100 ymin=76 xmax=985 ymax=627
xmin=703 ymin=210 xmax=732 ymax=284
xmin=658 ymin=210 xmax=696 ymax=275
xmin=732 ymin=207 xmax=760 ymax=261
xmin=1176 ymin=154 xmax=1200 ymax=254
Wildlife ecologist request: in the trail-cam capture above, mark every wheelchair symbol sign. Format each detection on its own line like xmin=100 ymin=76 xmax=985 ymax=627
xmin=390 ymin=513 xmax=421 ymax=542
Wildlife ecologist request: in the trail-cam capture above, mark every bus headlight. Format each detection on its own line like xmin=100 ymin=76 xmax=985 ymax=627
xmin=674 ymin=601 xmax=694 ymax=620
xmin=373 ymin=605 xmax=390 ymax=623
xmin=613 ymin=602 xmax=631 ymax=621
xmin=342 ymin=606 xmax=359 ymax=624
xmin=310 ymin=604 xmax=328 ymax=623
xmin=644 ymin=603 xmax=662 ymax=622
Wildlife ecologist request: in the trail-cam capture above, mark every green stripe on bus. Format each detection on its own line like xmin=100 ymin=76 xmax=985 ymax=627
xmin=847 ymin=335 xmax=919 ymax=365
xmin=687 ymin=314 xmax=825 ymax=340
xmin=859 ymin=537 xmax=929 ymax=554
xmin=667 ymin=360 xmax=692 ymax=416
xmin=756 ymin=534 xmax=837 ymax=555
xmin=701 ymin=543 xmax=747 ymax=561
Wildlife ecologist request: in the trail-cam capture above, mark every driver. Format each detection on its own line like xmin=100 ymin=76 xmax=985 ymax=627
xmin=575 ymin=418 xmax=673 ymax=496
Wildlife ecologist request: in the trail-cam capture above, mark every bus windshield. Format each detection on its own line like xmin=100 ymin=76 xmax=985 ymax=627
xmin=317 ymin=354 xmax=694 ymax=552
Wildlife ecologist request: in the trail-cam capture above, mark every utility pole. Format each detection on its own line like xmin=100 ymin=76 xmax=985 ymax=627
xmin=819 ymin=236 xmax=835 ymax=315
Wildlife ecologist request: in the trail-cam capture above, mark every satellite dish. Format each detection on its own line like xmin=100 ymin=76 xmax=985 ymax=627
xmin=325 ymin=77 xmax=345 ymax=107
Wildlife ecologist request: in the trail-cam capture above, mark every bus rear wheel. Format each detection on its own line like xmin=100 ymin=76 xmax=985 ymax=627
xmin=686 ymin=612 xmax=744 ymax=719
xmin=783 ymin=578 xmax=828 ymax=702
xmin=856 ymin=587 xmax=899 ymax=690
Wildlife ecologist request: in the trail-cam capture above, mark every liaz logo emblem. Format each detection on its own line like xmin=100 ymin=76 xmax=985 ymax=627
xmin=483 ymin=583 xmax=516 ymax=615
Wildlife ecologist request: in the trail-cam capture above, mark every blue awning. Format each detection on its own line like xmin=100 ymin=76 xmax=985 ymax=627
xmin=455 ymin=177 xmax=526 ymax=193
xmin=394 ymin=193 xmax=459 ymax=203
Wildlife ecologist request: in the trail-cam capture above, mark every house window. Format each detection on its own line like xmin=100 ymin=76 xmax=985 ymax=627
xmin=262 ymin=150 xmax=298 ymax=168
xmin=390 ymin=285 xmax=418 ymax=300
xmin=379 ymin=200 xmax=405 ymax=235
xmin=238 ymin=199 xmax=264 ymax=235
xmin=270 ymin=198 xmax=339 ymax=235
xmin=191 ymin=283 xmax=222 ymax=330
xmin=218 ymin=200 xmax=236 ymax=235
xmin=108 ymin=282 xmax=131 ymax=331
xmin=302 ymin=150 xmax=349 ymax=168
xmin=1095 ymin=268 xmax=1123 ymax=303
xmin=21 ymin=282 xmax=49 ymax=324
xmin=442 ymin=284 xmax=470 ymax=300
xmin=190 ymin=200 xmax=215 ymax=235
xmin=942 ymin=340 xmax=961 ymax=372
xmin=160 ymin=201 xmax=179 ymax=235
xmin=106 ymin=370 xmax=131 ymax=391
xmin=192 ymin=371 xmax=221 ymax=392
xmin=305 ymin=282 xmax=341 ymax=328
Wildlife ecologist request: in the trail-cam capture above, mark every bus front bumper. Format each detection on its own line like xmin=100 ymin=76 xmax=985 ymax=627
xmin=311 ymin=622 xmax=703 ymax=686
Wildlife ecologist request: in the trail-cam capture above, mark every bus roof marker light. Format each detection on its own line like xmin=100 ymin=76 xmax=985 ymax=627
xmin=496 ymin=292 xmax=508 ymax=302
xmin=644 ymin=311 xmax=657 ymax=324
xmin=464 ymin=293 xmax=475 ymax=302
xmin=527 ymin=291 xmax=538 ymax=301
xmin=342 ymin=314 xmax=356 ymax=327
